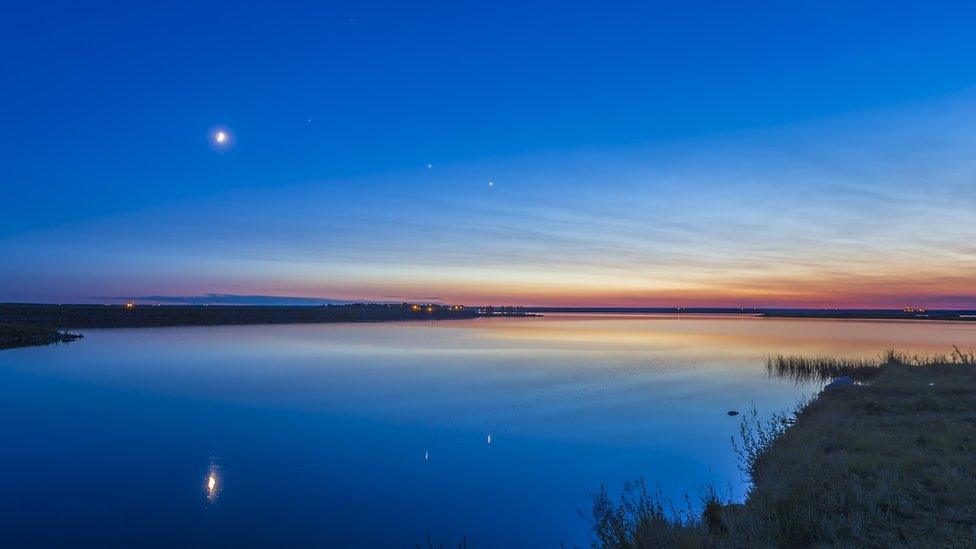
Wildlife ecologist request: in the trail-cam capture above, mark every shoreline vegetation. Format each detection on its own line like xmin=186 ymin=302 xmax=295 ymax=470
xmin=590 ymin=348 xmax=976 ymax=547
xmin=0 ymin=303 xmax=535 ymax=330
xmin=0 ymin=325 xmax=83 ymax=350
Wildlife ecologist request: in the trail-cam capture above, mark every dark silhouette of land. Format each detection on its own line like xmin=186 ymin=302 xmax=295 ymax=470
xmin=0 ymin=303 xmax=479 ymax=329
xmin=2 ymin=304 xmax=972 ymax=330
xmin=0 ymin=325 xmax=82 ymax=350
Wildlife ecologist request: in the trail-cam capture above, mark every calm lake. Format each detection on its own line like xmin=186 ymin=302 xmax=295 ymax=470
xmin=2 ymin=314 xmax=974 ymax=547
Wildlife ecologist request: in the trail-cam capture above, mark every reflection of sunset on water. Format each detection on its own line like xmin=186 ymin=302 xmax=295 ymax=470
xmin=468 ymin=314 xmax=974 ymax=360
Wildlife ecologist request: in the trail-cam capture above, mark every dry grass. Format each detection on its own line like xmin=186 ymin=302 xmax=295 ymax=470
xmin=590 ymin=349 xmax=976 ymax=548
xmin=586 ymin=480 xmax=723 ymax=548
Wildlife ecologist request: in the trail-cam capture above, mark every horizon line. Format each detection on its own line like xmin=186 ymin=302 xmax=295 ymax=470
xmin=2 ymin=301 xmax=975 ymax=312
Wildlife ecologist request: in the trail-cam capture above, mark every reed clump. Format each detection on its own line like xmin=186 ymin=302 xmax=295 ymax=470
xmin=766 ymin=346 xmax=976 ymax=384
xmin=766 ymin=354 xmax=882 ymax=384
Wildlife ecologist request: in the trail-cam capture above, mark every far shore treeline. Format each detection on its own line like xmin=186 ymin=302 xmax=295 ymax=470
xmin=1 ymin=303 xmax=974 ymax=330
xmin=0 ymin=303 xmax=487 ymax=329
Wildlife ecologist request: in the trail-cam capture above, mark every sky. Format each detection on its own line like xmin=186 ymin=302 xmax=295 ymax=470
xmin=1 ymin=1 xmax=975 ymax=307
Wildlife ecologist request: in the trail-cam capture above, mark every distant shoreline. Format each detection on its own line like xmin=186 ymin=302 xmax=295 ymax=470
xmin=523 ymin=307 xmax=976 ymax=322
xmin=2 ymin=304 xmax=973 ymax=331
xmin=0 ymin=303 xmax=489 ymax=330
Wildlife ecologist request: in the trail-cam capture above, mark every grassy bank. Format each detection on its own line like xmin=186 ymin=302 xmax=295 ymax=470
xmin=0 ymin=325 xmax=83 ymax=350
xmin=590 ymin=349 xmax=976 ymax=547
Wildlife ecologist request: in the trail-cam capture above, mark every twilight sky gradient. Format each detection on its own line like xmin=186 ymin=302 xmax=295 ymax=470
xmin=2 ymin=1 xmax=975 ymax=307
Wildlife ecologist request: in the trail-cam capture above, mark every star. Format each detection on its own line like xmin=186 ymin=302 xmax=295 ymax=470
xmin=488 ymin=179 xmax=494 ymax=188
xmin=426 ymin=163 xmax=432 ymax=169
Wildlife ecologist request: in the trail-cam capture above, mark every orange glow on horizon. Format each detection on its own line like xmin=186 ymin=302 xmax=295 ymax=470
xmin=232 ymin=252 xmax=974 ymax=308
xmin=187 ymin=257 xmax=976 ymax=310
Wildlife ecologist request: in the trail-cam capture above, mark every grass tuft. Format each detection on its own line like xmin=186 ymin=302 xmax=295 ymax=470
xmin=766 ymin=354 xmax=884 ymax=384
xmin=584 ymin=479 xmax=724 ymax=548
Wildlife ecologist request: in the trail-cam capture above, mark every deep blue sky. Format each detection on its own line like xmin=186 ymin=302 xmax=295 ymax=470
xmin=2 ymin=1 xmax=975 ymax=305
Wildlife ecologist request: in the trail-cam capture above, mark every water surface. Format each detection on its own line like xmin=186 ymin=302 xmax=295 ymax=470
xmin=1 ymin=314 xmax=973 ymax=547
